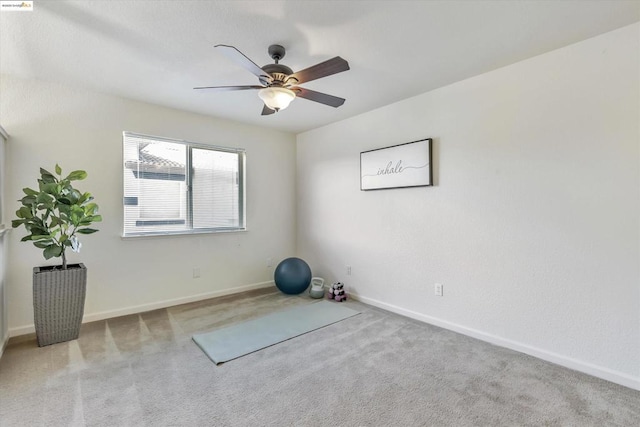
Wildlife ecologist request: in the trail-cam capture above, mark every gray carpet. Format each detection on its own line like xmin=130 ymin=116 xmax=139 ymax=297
xmin=0 ymin=287 xmax=638 ymax=426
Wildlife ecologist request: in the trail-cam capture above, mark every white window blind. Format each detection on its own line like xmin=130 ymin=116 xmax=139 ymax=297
xmin=123 ymin=132 xmax=245 ymax=237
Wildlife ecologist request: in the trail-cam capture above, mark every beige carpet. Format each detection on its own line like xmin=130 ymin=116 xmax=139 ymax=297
xmin=1 ymin=288 xmax=638 ymax=426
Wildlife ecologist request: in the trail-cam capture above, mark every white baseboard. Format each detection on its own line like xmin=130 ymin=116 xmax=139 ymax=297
xmin=8 ymin=281 xmax=275 ymax=338
xmin=349 ymin=292 xmax=640 ymax=392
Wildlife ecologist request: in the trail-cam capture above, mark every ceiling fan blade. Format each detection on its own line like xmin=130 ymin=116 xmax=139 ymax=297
xmin=292 ymin=87 xmax=346 ymax=108
xmin=261 ymin=104 xmax=275 ymax=116
xmin=289 ymin=57 xmax=349 ymax=85
xmin=215 ymin=44 xmax=270 ymax=79
xmin=193 ymin=85 xmax=264 ymax=91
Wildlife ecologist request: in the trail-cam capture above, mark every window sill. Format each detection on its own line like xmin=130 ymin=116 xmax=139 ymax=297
xmin=121 ymin=227 xmax=247 ymax=239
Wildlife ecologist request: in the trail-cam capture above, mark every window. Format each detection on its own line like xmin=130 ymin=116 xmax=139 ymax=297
xmin=123 ymin=132 xmax=245 ymax=237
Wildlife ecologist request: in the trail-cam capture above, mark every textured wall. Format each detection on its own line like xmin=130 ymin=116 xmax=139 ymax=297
xmin=2 ymin=75 xmax=297 ymax=333
xmin=296 ymin=24 xmax=639 ymax=388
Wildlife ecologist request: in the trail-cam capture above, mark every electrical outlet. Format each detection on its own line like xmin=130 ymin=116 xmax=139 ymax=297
xmin=346 ymin=266 xmax=352 ymax=276
xmin=267 ymin=257 xmax=273 ymax=268
xmin=435 ymin=283 xmax=443 ymax=296
xmin=193 ymin=268 xmax=201 ymax=279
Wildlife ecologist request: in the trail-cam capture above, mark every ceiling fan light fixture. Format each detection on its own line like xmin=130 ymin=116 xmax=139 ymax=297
xmin=258 ymin=87 xmax=296 ymax=111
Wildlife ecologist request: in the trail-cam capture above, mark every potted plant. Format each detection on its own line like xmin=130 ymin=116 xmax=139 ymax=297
xmin=12 ymin=165 xmax=101 ymax=346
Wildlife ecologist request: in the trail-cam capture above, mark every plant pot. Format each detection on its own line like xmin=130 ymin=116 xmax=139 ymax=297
xmin=33 ymin=263 xmax=87 ymax=347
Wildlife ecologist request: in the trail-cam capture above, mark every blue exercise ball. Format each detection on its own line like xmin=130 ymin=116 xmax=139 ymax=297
xmin=274 ymin=257 xmax=312 ymax=295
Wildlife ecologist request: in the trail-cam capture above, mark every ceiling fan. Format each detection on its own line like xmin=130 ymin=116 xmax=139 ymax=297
xmin=194 ymin=44 xmax=350 ymax=115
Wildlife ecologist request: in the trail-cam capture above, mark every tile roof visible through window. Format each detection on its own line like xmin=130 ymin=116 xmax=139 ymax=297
xmin=125 ymin=142 xmax=186 ymax=181
xmin=139 ymin=143 xmax=185 ymax=168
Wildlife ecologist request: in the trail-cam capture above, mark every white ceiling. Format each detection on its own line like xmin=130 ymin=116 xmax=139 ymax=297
xmin=1 ymin=1 xmax=639 ymax=134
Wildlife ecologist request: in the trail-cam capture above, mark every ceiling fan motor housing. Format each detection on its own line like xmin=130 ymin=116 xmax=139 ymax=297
xmin=260 ymin=63 xmax=296 ymax=87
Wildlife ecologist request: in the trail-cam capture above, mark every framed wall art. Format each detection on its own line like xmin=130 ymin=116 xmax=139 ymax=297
xmin=360 ymin=138 xmax=432 ymax=191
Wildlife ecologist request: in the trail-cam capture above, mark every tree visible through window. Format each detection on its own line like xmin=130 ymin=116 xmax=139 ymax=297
xmin=123 ymin=132 xmax=245 ymax=237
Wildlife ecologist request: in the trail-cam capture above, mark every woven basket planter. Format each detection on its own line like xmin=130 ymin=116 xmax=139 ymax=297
xmin=33 ymin=263 xmax=87 ymax=347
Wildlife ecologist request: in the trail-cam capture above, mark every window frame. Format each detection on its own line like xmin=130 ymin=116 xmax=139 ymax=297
xmin=122 ymin=131 xmax=246 ymax=238
xmin=0 ymin=125 xmax=7 ymax=235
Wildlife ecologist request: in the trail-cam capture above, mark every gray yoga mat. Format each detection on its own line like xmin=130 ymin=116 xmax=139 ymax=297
xmin=193 ymin=300 xmax=360 ymax=364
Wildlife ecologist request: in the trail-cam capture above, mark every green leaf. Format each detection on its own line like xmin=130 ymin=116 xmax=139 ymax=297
xmin=20 ymin=235 xmax=32 ymax=242
xmin=16 ymin=206 xmax=33 ymax=219
xmin=78 ymin=192 xmax=92 ymax=204
xmin=39 ymin=182 xmax=58 ymax=195
xmin=68 ymin=189 xmax=81 ymax=204
xmin=36 ymin=192 xmax=54 ymax=204
xmin=66 ymin=170 xmax=87 ymax=181
xmin=33 ymin=241 xmax=52 ymax=249
xmin=23 ymin=187 xmax=39 ymax=196
xmin=30 ymin=227 xmax=48 ymax=236
xmin=55 ymin=164 xmax=62 ymax=175
xmin=11 ymin=219 xmax=25 ymax=228
xmin=43 ymin=245 xmax=63 ymax=260
xmin=58 ymin=204 xmax=71 ymax=216
xmin=76 ymin=228 xmax=99 ymax=234
xmin=92 ymin=215 xmax=103 ymax=222
xmin=84 ymin=202 xmax=98 ymax=215
xmin=40 ymin=168 xmax=57 ymax=184
xmin=20 ymin=195 xmax=37 ymax=206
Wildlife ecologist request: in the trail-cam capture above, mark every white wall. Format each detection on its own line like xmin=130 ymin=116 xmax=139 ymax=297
xmin=1 ymin=75 xmax=297 ymax=334
xmin=297 ymin=24 xmax=640 ymax=389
